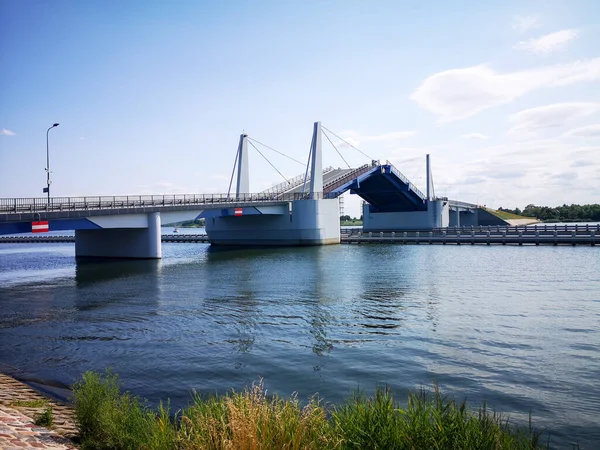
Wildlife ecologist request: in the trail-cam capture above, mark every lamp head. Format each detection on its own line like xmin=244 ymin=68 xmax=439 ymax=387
xmin=53 ymin=123 xmax=59 ymax=127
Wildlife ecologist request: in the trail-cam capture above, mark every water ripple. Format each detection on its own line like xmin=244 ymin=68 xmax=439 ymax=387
xmin=0 ymin=243 xmax=599 ymax=447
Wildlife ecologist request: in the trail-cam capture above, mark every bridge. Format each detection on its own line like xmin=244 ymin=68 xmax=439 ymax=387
xmin=0 ymin=121 xmax=513 ymax=258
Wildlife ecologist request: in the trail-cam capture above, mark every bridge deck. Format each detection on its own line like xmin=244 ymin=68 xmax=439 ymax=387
xmin=0 ymin=194 xmax=304 ymax=223
xmin=271 ymin=168 xmax=355 ymax=196
xmin=326 ymin=164 xmax=428 ymax=212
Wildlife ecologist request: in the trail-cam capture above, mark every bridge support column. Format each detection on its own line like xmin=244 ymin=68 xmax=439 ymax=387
xmin=236 ymin=134 xmax=249 ymax=198
xmin=75 ymin=212 xmax=162 ymax=259
xmin=309 ymin=122 xmax=323 ymax=199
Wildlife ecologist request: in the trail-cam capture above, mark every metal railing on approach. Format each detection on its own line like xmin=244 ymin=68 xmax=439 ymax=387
xmin=341 ymin=223 xmax=600 ymax=236
xmin=260 ymin=167 xmax=334 ymax=195
xmin=388 ymin=165 xmax=426 ymax=200
xmin=0 ymin=192 xmax=329 ymax=214
xmin=323 ymin=164 xmax=372 ymax=196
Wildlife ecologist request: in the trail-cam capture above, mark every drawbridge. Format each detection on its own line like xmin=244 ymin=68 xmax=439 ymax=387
xmin=253 ymin=123 xmax=482 ymax=230
xmin=262 ymin=162 xmax=428 ymax=213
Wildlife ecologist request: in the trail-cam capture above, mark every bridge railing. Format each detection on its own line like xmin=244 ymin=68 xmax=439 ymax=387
xmin=0 ymin=192 xmax=330 ymax=214
xmin=323 ymin=164 xmax=372 ymax=196
xmin=387 ymin=165 xmax=426 ymax=200
xmin=260 ymin=167 xmax=335 ymax=195
xmin=449 ymin=199 xmax=478 ymax=209
xmin=341 ymin=224 xmax=600 ymax=235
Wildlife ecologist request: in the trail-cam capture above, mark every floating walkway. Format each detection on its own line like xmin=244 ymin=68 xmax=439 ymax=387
xmin=341 ymin=225 xmax=598 ymax=246
xmin=1 ymin=224 xmax=598 ymax=246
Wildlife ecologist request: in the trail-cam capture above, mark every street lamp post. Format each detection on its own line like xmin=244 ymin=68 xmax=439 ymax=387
xmin=45 ymin=123 xmax=59 ymax=203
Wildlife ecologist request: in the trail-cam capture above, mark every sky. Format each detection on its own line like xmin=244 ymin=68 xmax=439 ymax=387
xmin=1 ymin=0 xmax=599 ymax=218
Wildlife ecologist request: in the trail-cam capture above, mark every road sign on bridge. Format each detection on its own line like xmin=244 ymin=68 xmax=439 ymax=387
xmin=31 ymin=221 xmax=49 ymax=233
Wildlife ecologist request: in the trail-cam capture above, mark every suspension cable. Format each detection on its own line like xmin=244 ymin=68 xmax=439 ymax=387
xmin=321 ymin=125 xmax=374 ymax=160
xmin=301 ymin=142 xmax=312 ymax=195
xmin=394 ymin=155 xmax=423 ymax=165
xmin=227 ymin=146 xmax=239 ymax=198
xmin=246 ymin=137 xmax=305 ymax=166
xmin=247 ymin=140 xmax=290 ymax=184
xmin=411 ymin=159 xmax=425 ymax=180
xmin=321 ymin=129 xmax=351 ymax=169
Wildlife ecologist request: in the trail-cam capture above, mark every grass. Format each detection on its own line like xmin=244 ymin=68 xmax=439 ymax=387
xmin=72 ymin=370 xmax=545 ymax=450
xmin=332 ymin=387 xmax=542 ymax=450
xmin=11 ymin=399 xmax=48 ymax=408
xmin=484 ymin=208 xmax=537 ymax=221
xmin=34 ymin=406 xmax=54 ymax=427
xmin=340 ymin=220 xmax=363 ymax=226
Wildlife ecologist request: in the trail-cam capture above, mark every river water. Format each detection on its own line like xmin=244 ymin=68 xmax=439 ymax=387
xmin=0 ymin=234 xmax=599 ymax=448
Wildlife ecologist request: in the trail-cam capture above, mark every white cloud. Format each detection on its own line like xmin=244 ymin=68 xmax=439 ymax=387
xmin=1 ymin=128 xmax=16 ymax=136
xmin=137 ymin=181 xmax=192 ymax=194
xmin=571 ymin=159 xmax=595 ymax=168
xmin=365 ymin=131 xmax=417 ymax=141
xmin=571 ymin=145 xmax=600 ymax=159
xmin=513 ymin=14 xmax=541 ymax=33
xmin=411 ymin=58 xmax=600 ymax=122
xmin=461 ymin=133 xmax=488 ymax=140
xmin=550 ymin=171 xmax=578 ymax=180
xmin=336 ymin=130 xmax=416 ymax=148
xmin=411 ymin=135 xmax=600 ymax=208
xmin=508 ymin=102 xmax=600 ymax=136
xmin=515 ymin=29 xmax=579 ymax=55
xmin=563 ymin=124 xmax=600 ymax=138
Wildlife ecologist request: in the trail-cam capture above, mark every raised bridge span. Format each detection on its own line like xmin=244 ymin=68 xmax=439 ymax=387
xmin=1 ymin=121 xmax=500 ymax=258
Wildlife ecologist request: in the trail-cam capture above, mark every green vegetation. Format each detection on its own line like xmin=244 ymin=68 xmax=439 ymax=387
xmin=72 ymin=370 xmax=545 ymax=450
xmin=498 ymin=204 xmax=600 ymax=222
xmin=340 ymin=215 xmax=363 ymax=226
xmin=34 ymin=406 xmax=54 ymax=427
xmin=333 ymin=387 xmax=542 ymax=450
xmin=11 ymin=398 xmax=48 ymax=408
xmin=484 ymin=208 xmax=536 ymax=221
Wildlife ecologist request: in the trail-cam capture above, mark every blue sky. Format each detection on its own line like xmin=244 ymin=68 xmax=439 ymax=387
xmin=1 ymin=0 xmax=599 ymax=217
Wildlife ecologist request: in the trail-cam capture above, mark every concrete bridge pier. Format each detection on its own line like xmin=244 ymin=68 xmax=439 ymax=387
xmin=75 ymin=212 xmax=162 ymax=259
xmin=205 ymin=121 xmax=340 ymax=246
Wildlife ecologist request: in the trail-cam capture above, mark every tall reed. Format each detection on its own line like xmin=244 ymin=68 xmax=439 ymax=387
xmin=72 ymin=370 xmax=545 ymax=450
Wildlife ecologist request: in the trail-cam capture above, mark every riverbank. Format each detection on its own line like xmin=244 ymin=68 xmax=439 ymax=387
xmin=0 ymin=370 xmax=547 ymax=449
xmin=70 ymin=370 xmax=544 ymax=450
xmin=0 ymin=372 xmax=77 ymax=448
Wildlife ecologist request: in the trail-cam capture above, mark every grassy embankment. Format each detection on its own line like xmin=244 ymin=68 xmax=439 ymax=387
xmin=340 ymin=220 xmax=363 ymax=226
xmin=483 ymin=208 xmax=537 ymax=222
xmin=72 ymin=370 xmax=545 ymax=450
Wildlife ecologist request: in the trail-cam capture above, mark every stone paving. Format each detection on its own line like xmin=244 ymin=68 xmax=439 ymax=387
xmin=0 ymin=405 xmax=76 ymax=449
xmin=0 ymin=373 xmax=77 ymax=449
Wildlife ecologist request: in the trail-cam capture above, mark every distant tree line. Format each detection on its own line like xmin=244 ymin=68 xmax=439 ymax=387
xmin=498 ymin=204 xmax=600 ymax=222
xmin=340 ymin=215 xmax=363 ymax=222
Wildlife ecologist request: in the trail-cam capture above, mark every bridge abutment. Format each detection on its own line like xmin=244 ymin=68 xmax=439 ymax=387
xmin=206 ymin=199 xmax=340 ymax=246
xmin=75 ymin=212 xmax=162 ymax=259
xmin=363 ymin=200 xmax=450 ymax=231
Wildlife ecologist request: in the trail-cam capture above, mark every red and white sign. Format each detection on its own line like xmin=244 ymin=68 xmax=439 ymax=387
xmin=32 ymin=221 xmax=49 ymax=233
xmin=234 ymin=208 xmax=243 ymax=216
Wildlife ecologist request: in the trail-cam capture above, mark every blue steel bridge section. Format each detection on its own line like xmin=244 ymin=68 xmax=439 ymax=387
xmin=324 ymin=163 xmax=428 ymax=213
